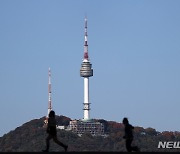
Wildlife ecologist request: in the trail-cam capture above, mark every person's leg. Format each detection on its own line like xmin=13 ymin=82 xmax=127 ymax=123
xmin=131 ymin=145 xmax=140 ymax=152
xmin=53 ymin=136 xmax=68 ymax=151
xmin=45 ymin=135 xmax=53 ymax=151
xmin=129 ymin=138 xmax=140 ymax=152
xmin=126 ymin=139 xmax=132 ymax=152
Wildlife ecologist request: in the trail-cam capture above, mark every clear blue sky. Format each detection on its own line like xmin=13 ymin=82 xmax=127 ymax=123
xmin=0 ymin=0 xmax=180 ymax=137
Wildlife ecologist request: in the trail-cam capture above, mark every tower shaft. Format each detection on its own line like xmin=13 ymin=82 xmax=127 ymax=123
xmin=83 ymin=77 xmax=90 ymax=119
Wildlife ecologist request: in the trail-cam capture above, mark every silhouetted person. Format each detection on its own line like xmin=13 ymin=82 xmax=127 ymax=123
xmin=122 ymin=117 xmax=140 ymax=152
xmin=42 ymin=110 xmax=68 ymax=152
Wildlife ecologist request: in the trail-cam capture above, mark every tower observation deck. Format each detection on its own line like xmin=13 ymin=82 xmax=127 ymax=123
xmin=80 ymin=61 xmax=93 ymax=77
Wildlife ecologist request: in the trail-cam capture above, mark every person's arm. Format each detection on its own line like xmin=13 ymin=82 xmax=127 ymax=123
xmin=130 ymin=124 xmax=134 ymax=129
xmin=46 ymin=118 xmax=50 ymax=133
xmin=123 ymin=125 xmax=127 ymax=139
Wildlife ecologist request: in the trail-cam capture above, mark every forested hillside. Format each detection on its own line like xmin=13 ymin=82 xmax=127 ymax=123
xmin=0 ymin=116 xmax=180 ymax=152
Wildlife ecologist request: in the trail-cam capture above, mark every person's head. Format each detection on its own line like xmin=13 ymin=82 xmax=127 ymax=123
xmin=122 ymin=117 xmax=129 ymax=125
xmin=49 ymin=110 xmax=55 ymax=118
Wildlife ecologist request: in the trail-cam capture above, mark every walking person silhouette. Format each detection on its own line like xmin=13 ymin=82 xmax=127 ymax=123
xmin=122 ymin=117 xmax=140 ymax=152
xmin=42 ymin=110 xmax=68 ymax=152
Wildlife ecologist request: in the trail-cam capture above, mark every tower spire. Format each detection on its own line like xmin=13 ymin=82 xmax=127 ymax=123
xmin=84 ymin=16 xmax=89 ymax=61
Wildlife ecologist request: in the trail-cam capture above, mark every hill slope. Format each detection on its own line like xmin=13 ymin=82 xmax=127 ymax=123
xmin=0 ymin=116 xmax=180 ymax=152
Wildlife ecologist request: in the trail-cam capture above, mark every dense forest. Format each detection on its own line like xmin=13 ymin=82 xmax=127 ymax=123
xmin=0 ymin=115 xmax=180 ymax=152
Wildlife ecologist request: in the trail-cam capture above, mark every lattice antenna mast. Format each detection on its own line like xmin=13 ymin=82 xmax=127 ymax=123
xmin=44 ymin=68 xmax=52 ymax=125
xmin=47 ymin=67 xmax=52 ymax=117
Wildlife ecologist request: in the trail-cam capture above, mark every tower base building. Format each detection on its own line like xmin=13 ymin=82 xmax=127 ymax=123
xmin=69 ymin=119 xmax=104 ymax=137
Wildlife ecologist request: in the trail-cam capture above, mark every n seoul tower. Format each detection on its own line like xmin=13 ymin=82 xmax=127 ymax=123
xmin=80 ymin=17 xmax=93 ymax=120
xmin=44 ymin=67 xmax=52 ymax=124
